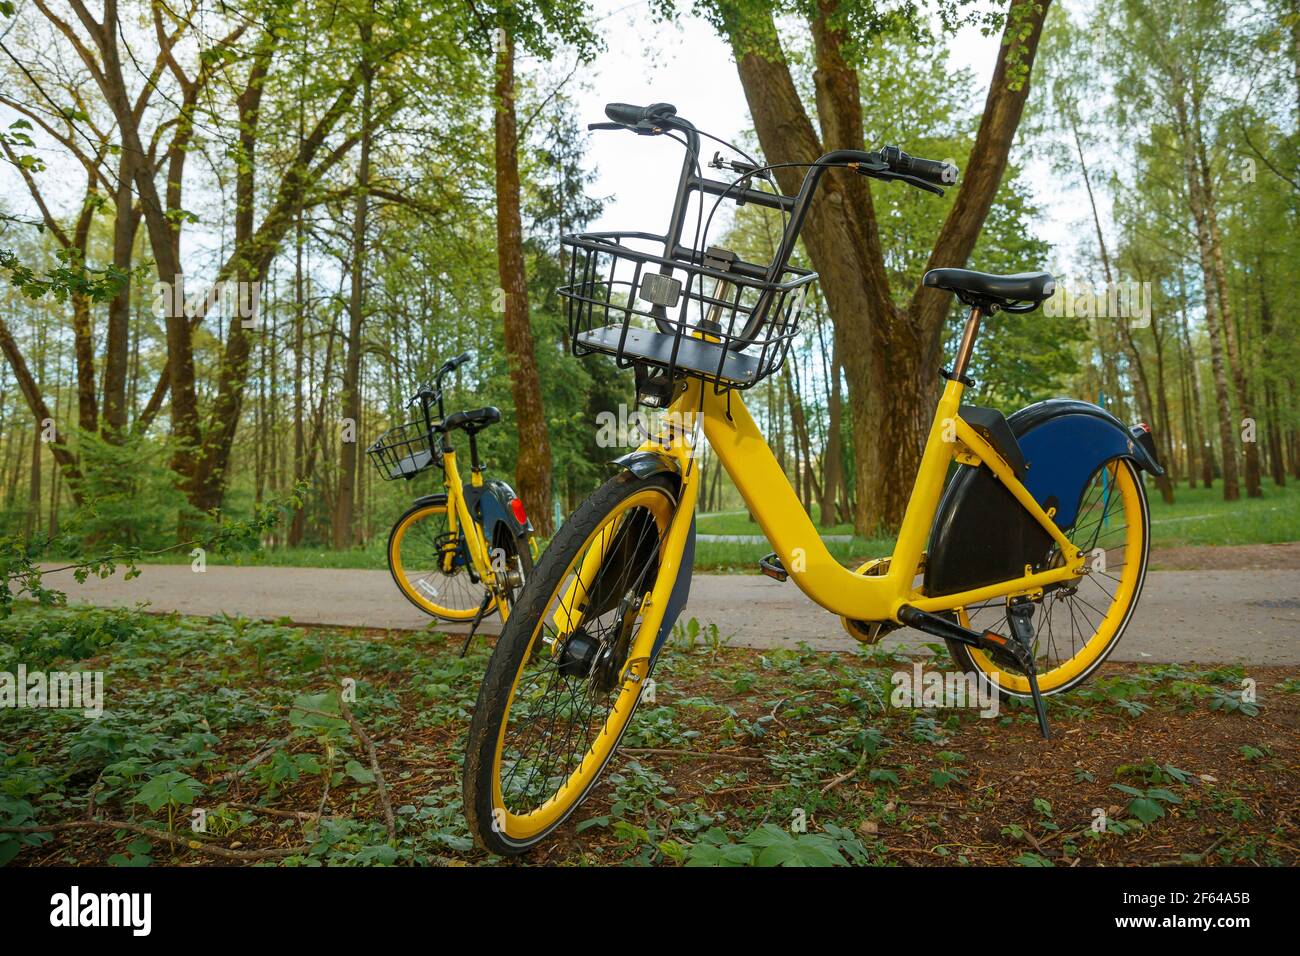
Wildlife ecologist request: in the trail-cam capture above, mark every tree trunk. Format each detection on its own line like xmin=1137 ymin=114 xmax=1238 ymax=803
xmin=68 ymin=193 xmax=98 ymax=436
xmin=192 ymin=35 xmax=279 ymax=515
xmin=1193 ymin=88 xmax=1260 ymax=497
xmin=1177 ymin=290 xmax=1213 ymax=488
xmin=494 ymin=27 xmax=554 ymax=535
xmin=1071 ymin=115 xmax=1171 ymax=501
xmin=814 ymin=316 xmax=844 ymax=528
xmin=102 ymin=150 xmax=139 ymax=440
xmin=0 ymin=317 xmax=83 ymax=497
xmin=1174 ymin=79 xmax=1238 ymax=500
xmin=27 ymin=426 xmax=41 ymax=539
xmin=728 ymin=0 xmax=1050 ymax=533
xmin=333 ymin=26 xmax=374 ymax=549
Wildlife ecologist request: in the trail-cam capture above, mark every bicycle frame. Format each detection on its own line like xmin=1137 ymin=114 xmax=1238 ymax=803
xmin=438 ymin=447 xmax=497 ymax=585
xmin=618 ymin=375 xmax=1089 ymax=665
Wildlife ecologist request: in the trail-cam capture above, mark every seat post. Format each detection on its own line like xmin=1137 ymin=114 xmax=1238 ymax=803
xmin=951 ymin=306 xmax=983 ymax=381
xmin=467 ymin=430 xmax=483 ymax=475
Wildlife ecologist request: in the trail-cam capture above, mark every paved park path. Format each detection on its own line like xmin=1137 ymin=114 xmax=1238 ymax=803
xmin=38 ymin=561 xmax=1300 ymax=664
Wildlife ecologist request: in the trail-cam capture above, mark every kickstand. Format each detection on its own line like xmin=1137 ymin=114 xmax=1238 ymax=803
xmin=459 ymin=592 xmax=494 ymax=658
xmin=1007 ymin=600 xmax=1050 ymax=740
xmin=1023 ymin=661 xmax=1050 ymax=740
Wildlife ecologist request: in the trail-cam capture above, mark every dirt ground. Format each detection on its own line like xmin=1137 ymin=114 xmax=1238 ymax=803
xmin=5 ymin=608 xmax=1295 ymax=867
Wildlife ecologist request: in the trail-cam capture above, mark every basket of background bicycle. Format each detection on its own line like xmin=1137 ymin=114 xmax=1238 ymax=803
xmin=559 ymin=231 xmax=817 ymax=391
xmin=367 ymin=420 xmax=444 ymax=481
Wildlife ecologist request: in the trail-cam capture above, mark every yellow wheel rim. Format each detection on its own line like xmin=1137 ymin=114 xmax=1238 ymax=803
xmin=390 ymin=504 xmax=493 ymax=621
xmin=491 ymin=488 xmax=673 ymax=841
xmin=961 ymin=460 xmax=1146 ymax=695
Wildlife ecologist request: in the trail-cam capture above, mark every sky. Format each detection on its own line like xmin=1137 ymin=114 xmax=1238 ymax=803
xmin=565 ymin=0 xmax=1089 ymax=274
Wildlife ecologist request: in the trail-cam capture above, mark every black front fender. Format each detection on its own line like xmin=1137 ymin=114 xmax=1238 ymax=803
xmin=611 ymin=449 xmax=682 ymax=481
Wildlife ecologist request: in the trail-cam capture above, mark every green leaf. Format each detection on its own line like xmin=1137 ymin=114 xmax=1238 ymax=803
xmin=131 ymin=771 xmax=201 ymax=813
xmin=344 ymin=759 xmax=375 ymax=784
xmin=352 ymin=844 xmax=398 ymax=865
xmin=1125 ymin=797 xmax=1164 ymax=825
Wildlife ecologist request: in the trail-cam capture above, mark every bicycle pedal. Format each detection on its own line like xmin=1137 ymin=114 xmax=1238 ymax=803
xmin=758 ymin=552 xmax=788 ymax=582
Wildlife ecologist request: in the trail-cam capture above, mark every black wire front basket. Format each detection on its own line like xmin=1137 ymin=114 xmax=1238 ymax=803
xmin=559 ymin=231 xmax=816 ymax=390
xmin=366 ymin=420 xmax=443 ymax=481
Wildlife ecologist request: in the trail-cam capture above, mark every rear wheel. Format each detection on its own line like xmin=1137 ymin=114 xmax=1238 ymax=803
xmin=489 ymin=523 xmax=533 ymax=618
xmin=947 ymin=458 xmax=1149 ymax=698
xmin=463 ymin=470 xmax=677 ymax=855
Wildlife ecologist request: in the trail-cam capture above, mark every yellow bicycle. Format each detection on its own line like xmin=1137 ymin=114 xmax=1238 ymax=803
xmin=368 ymin=352 xmax=535 ymax=644
xmin=462 ymin=103 xmax=1162 ymax=855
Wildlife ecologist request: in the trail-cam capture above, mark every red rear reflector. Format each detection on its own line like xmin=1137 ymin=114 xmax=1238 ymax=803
xmin=509 ymin=497 xmax=528 ymax=524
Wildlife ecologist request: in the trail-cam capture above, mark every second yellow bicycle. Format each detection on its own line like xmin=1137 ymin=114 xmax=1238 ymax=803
xmin=368 ymin=352 xmax=536 ymax=645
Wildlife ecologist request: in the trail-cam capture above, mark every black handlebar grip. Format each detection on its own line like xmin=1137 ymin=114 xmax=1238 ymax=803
xmin=605 ymin=102 xmax=646 ymax=125
xmin=908 ymin=155 xmax=958 ymax=186
xmin=881 ymin=145 xmax=957 ymax=185
xmin=452 ymin=351 xmax=471 ymax=368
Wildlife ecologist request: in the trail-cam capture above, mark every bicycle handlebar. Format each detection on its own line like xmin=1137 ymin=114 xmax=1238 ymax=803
xmin=587 ymin=102 xmax=959 ymax=342
xmin=408 ymin=352 xmax=473 ymax=421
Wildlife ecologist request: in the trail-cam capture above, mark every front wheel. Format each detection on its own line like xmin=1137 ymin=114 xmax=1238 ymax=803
xmin=463 ymin=470 xmax=678 ymax=855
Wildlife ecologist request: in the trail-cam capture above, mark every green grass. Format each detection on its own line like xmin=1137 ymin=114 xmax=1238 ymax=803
xmin=694 ymin=536 xmax=895 ymax=573
xmin=697 ymin=504 xmax=853 ymax=537
xmin=3 ymin=604 xmax=1295 ymax=867
xmin=1145 ymin=479 xmax=1300 ymax=547
xmin=123 ymin=541 xmax=394 ymax=570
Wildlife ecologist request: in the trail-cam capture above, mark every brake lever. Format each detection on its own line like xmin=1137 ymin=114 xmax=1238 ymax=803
xmin=860 ymin=166 xmax=946 ymax=196
xmin=587 ymin=120 xmax=662 ymax=136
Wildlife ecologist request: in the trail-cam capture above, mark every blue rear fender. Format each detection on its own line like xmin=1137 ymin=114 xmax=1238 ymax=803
xmin=924 ymin=398 xmax=1159 ymax=598
xmin=1009 ymin=399 xmax=1162 ymax=527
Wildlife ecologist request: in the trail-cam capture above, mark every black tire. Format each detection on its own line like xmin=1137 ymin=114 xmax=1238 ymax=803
xmin=463 ymin=470 xmax=678 ymax=856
